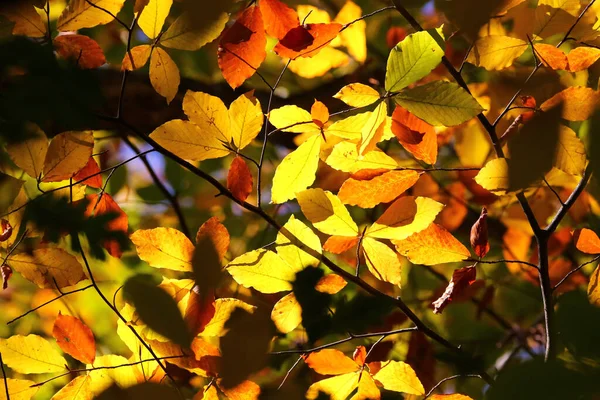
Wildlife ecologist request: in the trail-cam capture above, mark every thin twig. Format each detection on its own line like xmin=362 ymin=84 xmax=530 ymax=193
xmin=470 ymin=258 xmax=539 ymax=270
xmin=553 ymin=254 xmax=600 ymax=291
xmin=423 ymin=374 xmax=483 ymax=399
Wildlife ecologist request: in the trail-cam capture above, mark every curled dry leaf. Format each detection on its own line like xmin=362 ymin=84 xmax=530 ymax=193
xmin=470 ymin=207 xmax=489 ymax=258
xmin=432 ymin=265 xmax=477 ymax=314
xmin=0 ymin=218 xmax=13 ymax=242
xmin=1 ymin=263 xmax=12 ymax=290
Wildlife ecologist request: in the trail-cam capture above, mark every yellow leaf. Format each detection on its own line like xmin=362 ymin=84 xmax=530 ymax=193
xmin=334 ymin=1 xmax=366 ymax=62
xmin=202 ymin=298 xmax=255 ymax=337
xmin=474 ymin=158 xmax=510 ymax=194
xmin=454 ymin=120 xmax=492 ymax=167
xmin=276 ymin=215 xmax=322 ymax=270
xmin=288 ymin=47 xmax=349 ymax=79
xmin=137 ymin=0 xmax=172 ymax=39
xmin=130 ymin=227 xmax=194 ymax=271
xmin=6 ymin=124 xmax=48 ymax=179
xmin=183 ymin=90 xmax=230 ymax=143
xmin=149 ymin=47 xmax=180 ymax=104
xmin=326 ymin=112 xmax=371 ymax=141
xmin=0 ymin=379 xmax=38 ymax=400
xmin=359 ymin=102 xmax=387 ymax=155
xmin=366 ymin=196 xmax=444 ymax=240
xmin=362 ymin=237 xmax=403 ymax=286
xmin=589 ymin=265 xmax=600 ymax=307
xmin=271 ymin=134 xmax=322 ymax=204
xmin=567 ymin=46 xmax=600 ymax=71
xmin=229 ymin=92 xmax=263 ymax=150
xmin=467 ymin=36 xmax=527 ymax=70
xmin=268 ymin=106 xmax=320 ymax=134
xmin=58 ymin=0 xmax=126 ymax=31
xmin=121 ymin=45 xmax=152 ymax=71
xmin=326 ymin=142 xmax=398 ymax=173
xmin=297 ymin=188 xmax=358 ymax=237
xmin=429 ymin=395 xmax=474 ymax=400
xmin=338 ymin=170 xmax=420 ymax=208
xmin=52 ymin=375 xmax=93 ymax=400
xmin=538 ymin=0 xmax=580 ymax=16
xmin=42 ymin=131 xmax=94 ymax=182
xmin=554 ymin=125 xmax=586 ymax=175
xmin=370 ymin=360 xmax=424 ymax=395
xmin=226 ymin=249 xmax=295 ymax=293
xmin=393 ymin=223 xmax=471 ymax=265
xmin=306 ymin=372 xmax=360 ymax=400
xmin=87 ymin=355 xmax=139 ymax=395
xmin=356 ymin=373 xmax=380 ymax=400
xmin=271 ymin=292 xmax=302 ymax=333
xmin=333 ymin=83 xmax=380 ymax=108
xmin=0 ymin=3 xmax=47 ymax=38
xmin=9 ymin=248 xmax=87 ymax=289
xmin=540 ymin=86 xmax=600 ymax=121
xmin=159 ymin=11 xmax=229 ymax=51
xmin=0 ymin=334 xmax=67 ymax=374
xmin=150 ymin=120 xmax=228 ymax=161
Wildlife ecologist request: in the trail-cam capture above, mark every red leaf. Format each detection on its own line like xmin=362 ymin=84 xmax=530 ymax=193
xmin=184 ymin=288 xmax=216 ymax=336
xmin=53 ymin=34 xmax=106 ymax=69
xmin=84 ymin=194 xmax=128 ymax=258
xmin=470 ymin=207 xmax=489 ymax=258
xmin=0 ymin=219 xmax=13 ymax=242
xmin=352 ymin=346 xmax=367 ymax=366
xmin=196 ymin=217 xmax=230 ymax=261
xmin=52 ymin=312 xmax=96 ymax=364
xmin=259 ymin=0 xmax=299 ymax=40
xmin=274 ymin=23 xmax=342 ymax=59
xmin=1 ymin=264 xmax=12 ymax=290
xmin=386 ymin=26 xmax=407 ymax=49
xmin=227 ymin=156 xmax=253 ymax=202
xmin=218 ymin=6 xmax=267 ymax=89
xmin=432 ymin=266 xmax=477 ymax=314
xmin=73 ymin=157 xmax=102 ymax=188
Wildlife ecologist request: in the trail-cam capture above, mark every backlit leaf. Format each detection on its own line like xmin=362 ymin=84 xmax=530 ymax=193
xmin=52 ymin=312 xmax=96 ymax=364
xmin=359 ymin=101 xmax=387 ymax=154
xmin=393 ymin=223 xmax=470 ymax=265
xmin=393 ymin=81 xmax=484 ymax=127
xmin=429 ymin=395 xmax=474 ymax=400
xmin=0 ymin=334 xmax=67 ymax=374
xmin=9 ymin=248 xmax=87 ymax=289
xmin=370 ymin=360 xmax=425 ymax=395
xmin=334 ymin=1 xmax=367 ymax=63
xmin=0 ymin=2 xmax=46 ymax=38
xmin=42 ymin=131 xmax=94 ymax=182
xmin=271 ymin=292 xmax=302 ymax=333
xmin=573 ymin=228 xmax=600 ymax=254
xmin=58 ymin=0 xmax=126 ymax=31
xmin=195 ymin=217 xmax=230 ymax=261
xmin=137 ymin=0 xmax=172 ymax=39
xmin=275 ymin=23 xmax=342 ymax=59
xmin=287 ymin=47 xmax=349 ymax=78
xmin=567 ymin=46 xmax=600 ymax=71
xmin=540 ymin=86 xmax=600 ymax=121
xmin=385 ymin=29 xmax=444 ymax=92
xmin=159 ymin=11 xmax=229 ymax=51
xmin=391 ymin=106 xmax=437 ymax=164
xmin=227 ymin=156 xmax=253 ymax=202
xmin=323 ymin=236 xmax=359 ymax=254
xmin=553 ymin=125 xmax=586 ymax=175
xmin=73 ymin=157 xmax=102 ymax=188
xmin=0 ymin=379 xmax=38 ymax=400
xmin=333 ymin=83 xmax=380 ymax=108
xmin=268 ymin=105 xmax=320 ymax=134
xmin=589 ymin=265 xmax=600 ymax=307
xmin=202 ymin=298 xmax=255 ymax=337
xmin=362 ymin=237 xmax=403 ymax=286
xmin=305 ymin=349 xmax=359 ymax=375
xmin=131 ymin=227 xmax=194 ymax=271
xmin=121 ymin=45 xmax=151 ymax=71
xmin=54 ymin=34 xmax=106 ymax=69
xmin=227 ymin=249 xmax=295 ymax=293
xmin=259 ymin=0 xmax=299 ymax=40
xmin=271 ymin=134 xmax=322 ymax=204
xmin=6 ymin=124 xmax=48 ymax=179
xmin=306 ymin=372 xmax=359 ymax=400
xmin=338 ymin=170 xmax=419 ymax=208
xmin=218 ymin=6 xmax=266 ymax=89
xmin=149 ymin=47 xmax=180 ymax=104
xmin=474 ymin=158 xmax=510 ymax=194
xmin=150 ymin=120 xmax=228 ymax=161
xmin=84 ymin=193 xmax=128 ymax=258
xmin=467 ymin=36 xmax=527 ymax=70
xmin=229 ymin=91 xmax=263 ymax=150
xmin=534 ymin=43 xmax=568 ymax=70
xmin=52 ymin=375 xmax=93 ymax=400
xmin=297 ymin=188 xmax=358 ymax=237
xmin=366 ymin=196 xmax=444 ymax=240
xmin=326 ymin=141 xmax=398 ymax=173
xmin=275 ymin=215 xmax=322 ymax=270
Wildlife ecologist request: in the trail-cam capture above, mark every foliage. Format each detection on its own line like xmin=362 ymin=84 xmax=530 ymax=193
xmin=1 ymin=0 xmax=600 ymax=399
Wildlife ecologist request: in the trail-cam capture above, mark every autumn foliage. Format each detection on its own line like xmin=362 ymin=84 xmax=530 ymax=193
xmin=2 ymin=0 xmax=600 ymax=399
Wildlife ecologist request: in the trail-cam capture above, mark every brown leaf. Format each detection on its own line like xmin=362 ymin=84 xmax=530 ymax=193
xmin=227 ymin=156 xmax=253 ymax=202
xmin=1 ymin=264 xmax=12 ymax=290
xmin=195 ymin=217 xmax=230 ymax=260
xmin=432 ymin=266 xmax=477 ymax=314
xmin=52 ymin=312 xmax=96 ymax=364
xmin=470 ymin=207 xmax=489 ymax=258
xmin=0 ymin=219 xmax=13 ymax=242
xmin=54 ymin=34 xmax=106 ymax=69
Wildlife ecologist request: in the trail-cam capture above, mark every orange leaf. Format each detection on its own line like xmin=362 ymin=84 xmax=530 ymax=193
xmin=540 ymin=86 xmax=600 ymax=121
xmin=315 ymin=274 xmax=347 ymax=294
xmin=311 ymin=100 xmax=329 ymax=128
xmin=227 ymin=156 xmax=253 ymax=202
xmin=391 ymin=106 xmax=437 ymax=164
xmin=393 ymin=223 xmax=471 ymax=265
xmin=84 ymin=193 xmax=128 ymax=258
xmin=352 ymin=346 xmax=367 ymax=366
xmin=304 ymin=349 xmax=359 ymax=375
xmin=323 ymin=235 xmax=359 ymax=254
xmin=567 ymin=46 xmax=600 ymax=72
xmin=274 ymin=23 xmax=342 ymax=59
xmin=73 ymin=156 xmax=102 ymax=188
xmin=259 ymin=0 xmax=299 ymax=40
xmin=218 ymin=6 xmax=267 ymax=89
xmin=121 ymin=45 xmax=151 ymax=71
xmin=52 ymin=312 xmax=96 ymax=364
xmin=54 ymin=34 xmax=106 ymax=69
xmin=573 ymin=228 xmax=600 ymax=254
xmin=184 ymin=289 xmax=216 ymax=336
xmin=470 ymin=207 xmax=489 ymax=258
xmin=338 ymin=170 xmax=420 ymax=208
xmin=432 ymin=266 xmax=477 ymax=314
xmin=196 ymin=217 xmax=230 ymax=261
xmin=533 ymin=43 xmax=567 ymax=70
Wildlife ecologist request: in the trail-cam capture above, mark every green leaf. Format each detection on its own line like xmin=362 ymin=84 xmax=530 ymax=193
xmin=385 ymin=28 xmax=445 ymax=92
xmin=123 ymin=274 xmax=192 ymax=348
xmin=393 ymin=81 xmax=484 ymax=126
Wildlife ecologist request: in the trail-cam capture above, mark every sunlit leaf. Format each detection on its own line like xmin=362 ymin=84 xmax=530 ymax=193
xmin=58 ymin=0 xmax=126 ymax=31
xmin=6 ymin=123 xmax=48 ymax=179
xmin=467 ymin=36 xmax=527 ymax=70
xmin=275 ymin=215 xmax=322 ymax=270
xmin=370 ymin=360 xmax=425 ymax=395
xmin=259 ymin=0 xmax=299 ymax=40
xmin=271 ymin=292 xmax=302 ymax=333
xmin=333 ymin=83 xmax=380 ymax=108
xmin=84 ymin=193 xmax=128 ymax=258
xmin=149 ymin=47 xmax=180 ymax=104
xmin=195 ymin=217 xmax=230 ymax=261
xmin=227 ymin=156 xmax=253 ymax=202
xmin=0 ymin=379 xmax=38 ymax=400
xmin=121 ymin=45 xmax=152 ymax=71
xmin=393 ymin=223 xmax=470 ymax=265
xmin=52 ymin=375 xmax=93 ymax=400
xmin=306 ymin=372 xmax=360 ymax=400
xmin=567 ymin=46 xmax=600 ymax=71
xmin=540 ymin=86 xmax=600 ymax=122
xmin=275 ymin=23 xmax=342 ymax=59
xmin=334 ymin=1 xmax=367 ymax=63
xmin=305 ymin=349 xmax=359 ymax=375
xmin=131 ymin=227 xmax=194 ymax=271
xmin=0 ymin=2 xmax=47 ymax=38
xmin=297 ymin=188 xmax=358 ymax=237
xmin=326 ymin=141 xmax=398 ymax=173
xmin=73 ymin=157 xmax=102 ymax=188
xmin=137 ymin=0 xmax=172 ymax=39
xmin=227 ymin=249 xmax=295 ymax=293
xmin=52 ymin=312 xmax=96 ymax=364
xmin=359 ymin=101 xmax=387 ymax=154
xmin=391 ymin=106 xmax=437 ymax=164
xmin=338 ymin=170 xmax=419 ymax=208
xmin=0 ymin=334 xmax=67 ymax=374
xmin=573 ymin=228 xmax=600 ymax=254
xmin=362 ymin=237 xmax=403 ymax=286
xmin=42 ymin=131 xmax=94 ymax=182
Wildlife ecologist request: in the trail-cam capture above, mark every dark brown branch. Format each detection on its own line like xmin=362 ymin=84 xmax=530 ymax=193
xmin=1 ymin=352 xmax=9 ymax=400
xmin=546 ymin=164 xmax=593 ymax=234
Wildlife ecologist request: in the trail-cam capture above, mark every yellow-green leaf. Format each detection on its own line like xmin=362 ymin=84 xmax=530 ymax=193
xmin=58 ymin=0 xmax=126 ymax=31
xmin=359 ymin=101 xmax=387 ymax=155
xmin=87 ymin=355 xmax=139 ymax=395
xmin=474 ymin=158 xmax=510 ymax=194
xmin=371 ymin=360 xmax=425 ymax=395
xmin=297 ymin=188 xmax=358 ymax=237
xmin=268 ymin=105 xmax=320 ymax=134
xmin=137 ymin=0 xmax=172 ymax=39
xmin=159 ymin=11 xmax=229 ymax=50
xmin=149 ymin=47 xmax=180 ymax=104
xmin=306 ymin=372 xmax=359 ymax=400
xmin=130 ymin=227 xmax=194 ymax=271
xmin=0 ymin=334 xmax=67 ymax=374
xmin=9 ymin=248 xmax=87 ymax=289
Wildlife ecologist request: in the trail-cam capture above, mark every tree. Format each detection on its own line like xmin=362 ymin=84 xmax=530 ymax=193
xmin=1 ymin=0 xmax=600 ymax=398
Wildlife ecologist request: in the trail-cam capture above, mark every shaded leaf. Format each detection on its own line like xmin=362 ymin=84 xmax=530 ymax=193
xmin=9 ymin=248 xmax=87 ymax=289
xmin=54 ymin=34 xmax=106 ymax=69
xmin=42 ymin=131 xmax=94 ymax=183
xmin=58 ymin=0 xmax=126 ymax=31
